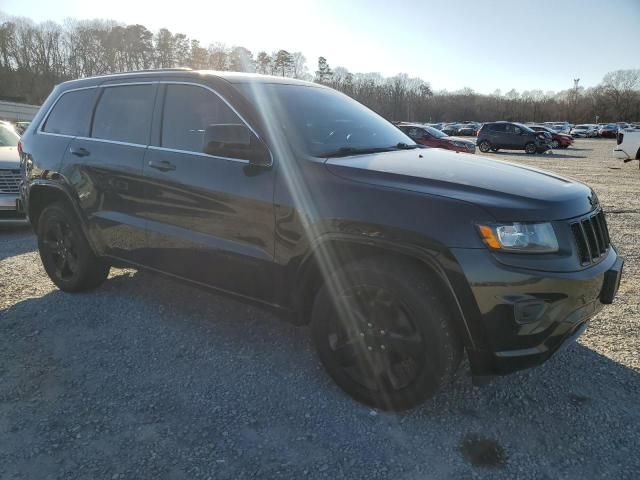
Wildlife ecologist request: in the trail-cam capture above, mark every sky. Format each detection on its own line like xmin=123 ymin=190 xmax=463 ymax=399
xmin=1 ymin=0 xmax=639 ymax=94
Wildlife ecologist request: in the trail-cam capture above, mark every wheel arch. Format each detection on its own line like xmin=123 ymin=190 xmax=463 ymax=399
xmin=292 ymin=235 xmax=477 ymax=350
xmin=27 ymin=182 xmax=100 ymax=253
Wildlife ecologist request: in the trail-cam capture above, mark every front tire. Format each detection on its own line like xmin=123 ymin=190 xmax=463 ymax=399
xmin=551 ymin=140 xmax=559 ymax=148
xmin=525 ymin=142 xmax=537 ymax=154
xmin=310 ymin=258 xmax=462 ymax=410
xmin=478 ymin=140 xmax=491 ymax=153
xmin=37 ymin=202 xmax=110 ymax=292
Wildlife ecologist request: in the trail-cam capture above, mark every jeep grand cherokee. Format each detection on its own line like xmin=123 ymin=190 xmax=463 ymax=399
xmin=19 ymin=70 xmax=623 ymax=410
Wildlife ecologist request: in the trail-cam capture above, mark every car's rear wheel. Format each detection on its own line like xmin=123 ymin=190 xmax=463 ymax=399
xmin=478 ymin=140 xmax=491 ymax=153
xmin=311 ymin=258 xmax=462 ymax=410
xmin=551 ymin=140 xmax=559 ymax=148
xmin=37 ymin=202 xmax=110 ymax=292
xmin=525 ymin=142 xmax=537 ymax=154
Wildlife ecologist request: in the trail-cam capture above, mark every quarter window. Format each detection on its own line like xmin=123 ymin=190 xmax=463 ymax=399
xmin=92 ymin=85 xmax=155 ymax=144
xmin=161 ymin=84 xmax=244 ymax=154
xmin=43 ymin=89 xmax=96 ymax=136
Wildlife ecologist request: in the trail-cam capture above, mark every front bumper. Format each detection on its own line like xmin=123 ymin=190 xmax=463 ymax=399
xmin=450 ymin=246 xmax=623 ymax=376
xmin=0 ymin=194 xmax=28 ymax=224
xmin=613 ymin=148 xmax=630 ymax=160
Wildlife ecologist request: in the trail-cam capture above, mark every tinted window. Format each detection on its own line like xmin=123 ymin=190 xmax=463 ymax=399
xmin=92 ymin=85 xmax=155 ymax=144
xmin=161 ymin=84 xmax=242 ymax=153
xmin=490 ymin=123 xmax=506 ymax=132
xmin=43 ymin=89 xmax=95 ymax=136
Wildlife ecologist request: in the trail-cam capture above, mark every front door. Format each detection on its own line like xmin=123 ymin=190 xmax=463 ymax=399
xmin=140 ymin=83 xmax=276 ymax=302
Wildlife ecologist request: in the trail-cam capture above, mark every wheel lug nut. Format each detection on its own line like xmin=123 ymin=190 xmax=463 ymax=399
xmin=380 ymin=330 xmax=385 ymax=335
xmin=367 ymin=323 xmax=373 ymax=328
xmin=359 ymin=332 xmax=365 ymax=337
xmin=367 ymin=346 xmax=373 ymax=351
xmin=380 ymin=345 xmax=386 ymax=350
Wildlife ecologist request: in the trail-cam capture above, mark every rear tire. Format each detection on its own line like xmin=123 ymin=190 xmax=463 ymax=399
xmin=478 ymin=140 xmax=491 ymax=153
xmin=551 ymin=140 xmax=559 ymax=148
xmin=525 ymin=142 xmax=537 ymax=154
xmin=310 ymin=258 xmax=462 ymax=410
xmin=37 ymin=202 xmax=110 ymax=292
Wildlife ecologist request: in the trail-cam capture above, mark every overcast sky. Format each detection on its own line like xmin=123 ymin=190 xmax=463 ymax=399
xmin=2 ymin=0 xmax=639 ymax=93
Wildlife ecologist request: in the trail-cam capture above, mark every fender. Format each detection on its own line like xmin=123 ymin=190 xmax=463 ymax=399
xmin=26 ymin=178 xmax=103 ymax=255
xmin=293 ymin=232 xmax=481 ymax=350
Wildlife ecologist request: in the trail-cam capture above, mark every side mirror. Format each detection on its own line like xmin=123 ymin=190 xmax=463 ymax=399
xmin=203 ymin=124 xmax=271 ymax=166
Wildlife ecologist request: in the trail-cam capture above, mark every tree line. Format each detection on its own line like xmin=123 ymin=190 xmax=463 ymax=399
xmin=1 ymin=12 xmax=639 ymax=123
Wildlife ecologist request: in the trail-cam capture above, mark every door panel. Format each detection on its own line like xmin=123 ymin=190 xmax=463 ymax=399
xmin=62 ymin=137 xmax=149 ymax=260
xmin=142 ymin=148 xmax=275 ymax=300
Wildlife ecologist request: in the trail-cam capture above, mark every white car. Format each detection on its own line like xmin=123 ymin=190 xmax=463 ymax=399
xmin=570 ymin=124 xmax=598 ymax=138
xmin=613 ymin=129 xmax=640 ymax=166
xmin=0 ymin=123 xmax=27 ymax=225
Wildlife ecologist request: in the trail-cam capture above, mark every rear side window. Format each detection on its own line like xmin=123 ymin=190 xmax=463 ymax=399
xmin=161 ymin=84 xmax=243 ymax=153
xmin=43 ymin=89 xmax=95 ymax=136
xmin=490 ymin=123 xmax=506 ymax=133
xmin=92 ymin=85 xmax=155 ymax=144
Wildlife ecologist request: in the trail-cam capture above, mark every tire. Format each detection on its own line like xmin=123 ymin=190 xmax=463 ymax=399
xmin=551 ymin=140 xmax=559 ymax=149
xmin=310 ymin=258 xmax=462 ymax=410
xmin=478 ymin=140 xmax=491 ymax=153
xmin=37 ymin=202 xmax=110 ymax=292
xmin=525 ymin=142 xmax=537 ymax=154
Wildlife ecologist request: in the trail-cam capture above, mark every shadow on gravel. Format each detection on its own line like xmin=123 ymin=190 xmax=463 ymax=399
xmin=491 ymin=151 xmax=586 ymax=159
xmin=1 ymin=269 xmax=638 ymax=478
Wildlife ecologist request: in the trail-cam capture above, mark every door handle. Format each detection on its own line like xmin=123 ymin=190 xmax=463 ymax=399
xmin=148 ymin=160 xmax=176 ymax=172
xmin=70 ymin=147 xmax=90 ymax=157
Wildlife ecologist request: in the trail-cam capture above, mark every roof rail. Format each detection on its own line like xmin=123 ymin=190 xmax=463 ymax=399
xmin=113 ymin=67 xmax=192 ymax=74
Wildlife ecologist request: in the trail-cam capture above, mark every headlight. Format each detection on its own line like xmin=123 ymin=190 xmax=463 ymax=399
xmin=476 ymin=222 xmax=558 ymax=253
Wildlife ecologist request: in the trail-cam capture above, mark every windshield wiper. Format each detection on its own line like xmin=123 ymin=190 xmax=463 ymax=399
xmin=321 ymin=143 xmax=419 ymax=158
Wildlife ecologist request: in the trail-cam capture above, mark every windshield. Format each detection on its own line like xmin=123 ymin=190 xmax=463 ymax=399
xmin=0 ymin=125 xmax=19 ymax=147
xmin=424 ymin=125 xmax=447 ymax=138
xmin=235 ymin=83 xmax=415 ymax=157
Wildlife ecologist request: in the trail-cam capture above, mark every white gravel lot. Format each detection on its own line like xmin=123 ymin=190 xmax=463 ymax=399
xmin=0 ymin=138 xmax=638 ymax=479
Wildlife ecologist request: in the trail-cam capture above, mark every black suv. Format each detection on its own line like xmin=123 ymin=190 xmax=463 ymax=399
xmin=477 ymin=121 xmax=551 ymax=154
xmin=19 ymin=70 xmax=623 ymax=410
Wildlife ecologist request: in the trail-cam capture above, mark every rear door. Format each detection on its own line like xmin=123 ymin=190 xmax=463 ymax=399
xmin=61 ymin=83 xmax=157 ymax=262
xmin=140 ymin=82 xmax=276 ymax=301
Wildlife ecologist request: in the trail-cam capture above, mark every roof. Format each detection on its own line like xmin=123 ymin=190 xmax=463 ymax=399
xmin=58 ymin=69 xmax=319 ymax=89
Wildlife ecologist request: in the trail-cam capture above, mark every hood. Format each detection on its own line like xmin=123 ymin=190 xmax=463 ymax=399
xmin=447 ymin=136 xmax=475 ymax=144
xmin=0 ymin=146 xmax=19 ymax=169
xmin=325 ymin=148 xmax=594 ymax=222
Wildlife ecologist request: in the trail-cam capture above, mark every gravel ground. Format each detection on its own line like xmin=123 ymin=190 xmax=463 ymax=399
xmin=1 ymin=138 xmax=638 ymax=479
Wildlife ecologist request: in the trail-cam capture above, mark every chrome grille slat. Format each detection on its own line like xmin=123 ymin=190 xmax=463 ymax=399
xmin=0 ymin=169 xmax=21 ymax=194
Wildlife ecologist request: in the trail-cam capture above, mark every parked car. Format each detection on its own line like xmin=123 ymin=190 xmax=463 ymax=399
xmin=19 ymin=70 xmax=623 ymax=410
xmin=530 ymin=125 xmax=574 ymax=149
xmin=551 ymin=123 xmax=571 ymax=134
xmin=613 ymin=129 xmax=640 ymax=167
xmin=599 ymin=124 xmax=619 ymax=138
xmin=477 ymin=121 xmax=551 ymax=154
xmin=455 ymin=124 xmax=478 ymax=136
xmin=397 ymin=123 xmax=476 ymax=153
xmin=0 ymin=122 xmax=27 ymax=224
xmin=570 ymin=124 xmax=598 ymax=138
xmin=441 ymin=123 xmax=459 ymax=135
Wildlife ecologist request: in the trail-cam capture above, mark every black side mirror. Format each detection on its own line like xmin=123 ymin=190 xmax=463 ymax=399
xmin=203 ymin=124 xmax=271 ymax=166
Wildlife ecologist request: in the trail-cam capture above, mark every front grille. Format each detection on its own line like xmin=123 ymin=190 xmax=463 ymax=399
xmin=0 ymin=169 xmax=21 ymax=194
xmin=571 ymin=210 xmax=611 ymax=265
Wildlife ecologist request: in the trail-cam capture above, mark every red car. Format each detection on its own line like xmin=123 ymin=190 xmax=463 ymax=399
xmin=599 ymin=124 xmax=619 ymax=138
xmin=397 ymin=123 xmax=476 ymax=153
xmin=530 ymin=125 xmax=574 ymax=148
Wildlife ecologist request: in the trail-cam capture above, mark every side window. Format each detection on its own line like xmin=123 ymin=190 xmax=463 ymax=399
xmin=92 ymin=85 xmax=155 ymax=144
xmin=161 ymin=84 xmax=244 ymax=154
xmin=43 ymin=89 xmax=95 ymax=136
xmin=491 ymin=124 xmax=506 ymax=133
xmin=513 ymin=126 xmax=522 ymax=135
xmin=407 ymin=127 xmax=421 ymax=139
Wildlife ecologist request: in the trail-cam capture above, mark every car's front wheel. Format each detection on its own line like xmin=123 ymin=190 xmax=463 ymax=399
xmin=37 ymin=202 xmax=110 ymax=292
xmin=478 ymin=140 xmax=492 ymax=153
xmin=525 ymin=142 xmax=537 ymax=154
xmin=311 ymin=258 xmax=462 ymax=410
xmin=551 ymin=140 xmax=559 ymax=148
